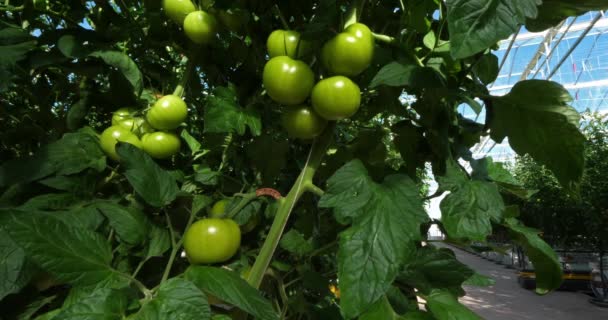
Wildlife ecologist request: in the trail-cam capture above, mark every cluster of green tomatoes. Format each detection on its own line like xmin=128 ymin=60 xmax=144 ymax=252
xmin=99 ymin=95 xmax=186 ymax=161
xmin=264 ymin=23 xmax=375 ymax=139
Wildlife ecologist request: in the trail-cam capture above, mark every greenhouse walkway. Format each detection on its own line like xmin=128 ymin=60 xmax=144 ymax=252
xmin=443 ymin=244 xmax=608 ymax=320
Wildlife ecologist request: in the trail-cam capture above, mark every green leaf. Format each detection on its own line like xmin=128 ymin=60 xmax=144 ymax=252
xmin=52 ymin=288 xmax=128 ymax=320
xmin=67 ymin=95 xmax=89 ymax=131
xmin=504 ymin=218 xmax=562 ymax=294
xmin=18 ymin=193 xmax=81 ymax=211
xmin=185 ymin=266 xmax=279 ymax=320
xmin=204 ymin=86 xmax=261 ymax=136
xmin=401 ymin=311 xmax=436 ymax=320
xmin=89 ymin=50 xmax=143 ymax=96
xmin=485 ymin=158 xmax=518 ymax=185
xmin=439 ymin=162 xmax=505 ymax=241
xmin=489 ymin=80 xmax=585 ymax=192
xmin=446 ymin=0 xmax=540 ymax=59
xmin=95 ymin=202 xmax=150 ymax=246
xmin=472 ymin=54 xmax=499 ymax=85
xmin=463 ymin=273 xmax=495 ymax=287
xmin=246 ymin=135 xmax=289 ymax=185
xmin=142 ymin=224 xmax=171 ymax=259
xmin=0 ymin=27 xmax=37 ymax=66
xmin=192 ymin=194 xmax=213 ymax=215
xmin=180 ymin=129 xmax=202 ymax=154
xmin=319 ymin=160 xmax=428 ymax=318
xmin=39 ymin=174 xmax=96 ymax=195
xmin=526 ymin=0 xmax=608 ymax=32
xmin=194 ymin=166 xmax=220 ymax=186
xmin=130 ymin=278 xmax=210 ymax=320
xmin=279 ymin=229 xmax=313 ymax=256
xmin=0 ymin=130 xmax=106 ymax=187
xmin=57 ymin=35 xmax=88 ymax=58
xmin=3 ymin=211 xmax=121 ymax=287
xmin=359 ymin=297 xmax=398 ymax=320
xmin=0 ymin=229 xmax=35 ymax=300
xmin=425 ymin=289 xmax=482 ymax=320
xmin=116 ymin=143 xmax=180 ymax=207
xmin=370 ymin=62 xmax=445 ymax=89
xmin=18 ymin=295 xmax=57 ymax=320
xmin=399 ymin=246 xmax=474 ymax=294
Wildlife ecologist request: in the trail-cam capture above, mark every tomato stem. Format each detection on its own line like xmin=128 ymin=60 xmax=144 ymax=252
xmin=273 ymin=4 xmax=290 ymax=30
xmin=160 ymin=208 xmax=197 ymax=284
xmin=344 ymin=0 xmax=366 ymax=29
xmin=172 ymin=51 xmax=197 ymax=98
xmin=246 ymin=123 xmax=335 ymax=289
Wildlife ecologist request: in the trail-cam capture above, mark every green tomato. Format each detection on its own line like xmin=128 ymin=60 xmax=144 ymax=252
xmin=163 ymin=0 xmax=196 ymax=24
xmin=141 ymin=132 xmax=181 ymax=159
xmin=208 ymin=199 xmax=229 ymax=218
xmin=282 ymin=105 xmax=327 ymax=139
xmin=183 ymin=10 xmax=218 ymax=45
xmin=263 ymin=56 xmax=314 ymax=105
xmin=183 ymin=218 xmax=241 ymax=264
xmin=311 ymin=76 xmax=361 ymax=120
xmin=116 ymin=117 xmax=154 ymax=137
xmin=267 ymin=30 xmax=310 ymax=59
xmin=146 ymin=95 xmax=188 ymax=130
xmin=99 ymin=126 xmax=143 ymax=161
xmin=111 ymin=108 xmax=136 ymax=125
xmin=321 ymin=23 xmax=374 ymax=77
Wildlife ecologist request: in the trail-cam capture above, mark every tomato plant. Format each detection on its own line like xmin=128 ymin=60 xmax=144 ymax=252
xmin=1 ymin=0 xmax=606 ymax=319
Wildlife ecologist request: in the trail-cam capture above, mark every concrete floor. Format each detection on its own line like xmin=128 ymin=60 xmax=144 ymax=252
xmin=445 ymin=245 xmax=608 ymax=320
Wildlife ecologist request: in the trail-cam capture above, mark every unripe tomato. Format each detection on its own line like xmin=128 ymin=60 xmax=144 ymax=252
xmin=267 ymin=30 xmax=310 ymax=59
xmin=321 ymin=23 xmax=374 ymax=77
xmin=183 ymin=10 xmax=218 ymax=45
xmin=183 ymin=218 xmax=241 ymax=264
xmin=311 ymin=76 xmax=361 ymax=120
xmin=141 ymin=132 xmax=181 ymax=159
xmin=263 ymin=56 xmax=314 ymax=105
xmin=146 ymin=95 xmax=188 ymax=130
xmin=208 ymin=199 xmax=229 ymax=218
xmin=282 ymin=105 xmax=327 ymax=139
xmin=163 ymin=0 xmax=196 ymax=24
xmin=116 ymin=117 xmax=154 ymax=137
xmin=99 ymin=126 xmax=143 ymax=161
xmin=111 ymin=108 xmax=136 ymax=125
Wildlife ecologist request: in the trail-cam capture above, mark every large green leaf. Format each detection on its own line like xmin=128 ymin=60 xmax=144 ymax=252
xmin=52 ymin=288 xmax=128 ymax=320
xmin=3 ymin=211 xmax=121 ymax=287
xmin=439 ymin=162 xmax=505 ymax=240
xmin=504 ymin=218 xmax=562 ymax=294
xmin=425 ymin=289 xmax=482 ymax=320
xmin=472 ymin=53 xmax=499 ymax=85
xmin=0 ymin=229 xmax=35 ymax=300
xmin=526 ymin=0 xmax=608 ymax=32
xmin=89 ymin=50 xmax=143 ymax=96
xmin=185 ymin=266 xmax=279 ymax=320
xmin=0 ymin=130 xmax=106 ymax=187
xmin=399 ymin=246 xmax=474 ymax=294
xmin=116 ymin=143 xmax=180 ymax=208
xmin=279 ymin=229 xmax=313 ymax=256
xmin=95 ymin=202 xmax=150 ymax=246
xmin=0 ymin=27 xmax=37 ymax=67
xmin=489 ymin=80 xmax=585 ymax=192
xmin=319 ymin=160 xmax=428 ymax=318
xmin=204 ymin=86 xmax=261 ymax=136
xmin=446 ymin=0 xmax=540 ymax=59
xmin=130 ymin=278 xmax=210 ymax=320
xmin=370 ymin=62 xmax=445 ymax=89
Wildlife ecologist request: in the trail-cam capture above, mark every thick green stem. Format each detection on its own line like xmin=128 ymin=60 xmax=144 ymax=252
xmin=172 ymin=53 xmax=197 ymax=97
xmin=246 ymin=124 xmax=335 ymax=289
xmin=344 ymin=0 xmax=366 ymax=28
